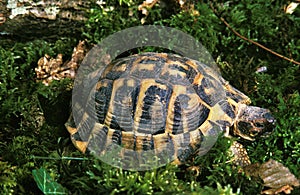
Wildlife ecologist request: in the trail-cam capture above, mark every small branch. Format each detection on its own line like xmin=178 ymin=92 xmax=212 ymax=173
xmin=209 ymin=2 xmax=300 ymax=66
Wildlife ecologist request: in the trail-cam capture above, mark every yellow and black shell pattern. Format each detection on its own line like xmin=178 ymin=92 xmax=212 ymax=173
xmin=66 ymin=52 xmax=250 ymax=165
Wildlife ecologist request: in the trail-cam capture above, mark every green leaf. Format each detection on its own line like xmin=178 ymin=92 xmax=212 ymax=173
xmin=32 ymin=168 xmax=67 ymax=195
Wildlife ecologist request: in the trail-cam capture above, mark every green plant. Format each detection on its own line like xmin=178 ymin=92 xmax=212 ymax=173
xmin=0 ymin=161 xmax=17 ymax=195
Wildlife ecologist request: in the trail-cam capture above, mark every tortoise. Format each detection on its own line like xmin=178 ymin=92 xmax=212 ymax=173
xmin=65 ymin=52 xmax=275 ymax=169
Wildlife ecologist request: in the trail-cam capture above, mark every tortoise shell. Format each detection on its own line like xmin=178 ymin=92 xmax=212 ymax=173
xmin=66 ymin=52 xmax=274 ymax=166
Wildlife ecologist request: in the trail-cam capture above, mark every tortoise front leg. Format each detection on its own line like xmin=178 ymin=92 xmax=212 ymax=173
xmin=228 ymin=141 xmax=251 ymax=167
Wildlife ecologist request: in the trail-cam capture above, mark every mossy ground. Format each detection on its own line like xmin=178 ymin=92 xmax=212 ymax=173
xmin=0 ymin=1 xmax=299 ymax=194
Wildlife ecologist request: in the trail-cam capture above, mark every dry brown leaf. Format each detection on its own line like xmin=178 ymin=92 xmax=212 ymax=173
xmin=138 ymin=0 xmax=159 ymax=24
xmin=245 ymin=159 xmax=299 ymax=194
xmin=285 ymin=2 xmax=299 ymax=14
xmin=260 ymin=159 xmax=299 ymax=194
xmin=35 ymin=40 xmax=88 ymax=86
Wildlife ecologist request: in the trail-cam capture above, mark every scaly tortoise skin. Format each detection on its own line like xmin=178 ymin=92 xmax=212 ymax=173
xmin=66 ymin=52 xmax=275 ymax=165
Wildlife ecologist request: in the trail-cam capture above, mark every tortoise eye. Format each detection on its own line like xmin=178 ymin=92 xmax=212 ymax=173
xmin=237 ymin=121 xmax=253 ymax=134
xmin=238 ymin=121 xmax=252 ymax=129
xmin=255 ymin=123 xmax=264 ymax=128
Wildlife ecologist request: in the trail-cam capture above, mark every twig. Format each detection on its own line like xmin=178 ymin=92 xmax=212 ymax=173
xmin=209 ymin=2 xmax=300 ymax=66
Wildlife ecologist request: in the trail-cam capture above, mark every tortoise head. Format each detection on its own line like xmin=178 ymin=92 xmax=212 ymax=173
xmin=233 ymin=104 xmax=275 ymax=141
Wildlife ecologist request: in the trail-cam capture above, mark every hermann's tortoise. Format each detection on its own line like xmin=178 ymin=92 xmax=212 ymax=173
xmin=65 ymin=52 xmax=275 ymax=168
